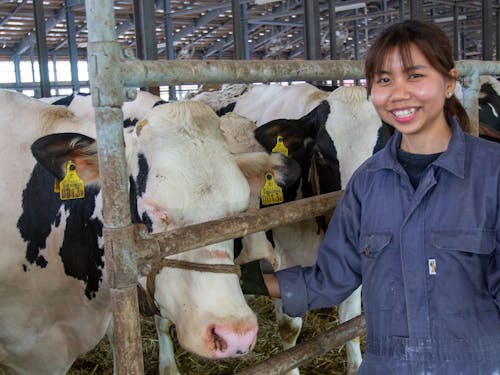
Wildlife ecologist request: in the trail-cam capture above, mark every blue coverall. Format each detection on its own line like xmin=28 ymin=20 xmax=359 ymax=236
xmin=276 ymin=119 xmax=500 ymax=374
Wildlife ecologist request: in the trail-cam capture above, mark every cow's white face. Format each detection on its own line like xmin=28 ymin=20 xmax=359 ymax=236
xmin=126 ymin=101 xmax=257 ymax=358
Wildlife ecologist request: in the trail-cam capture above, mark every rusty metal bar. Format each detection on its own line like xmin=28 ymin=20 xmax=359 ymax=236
xmin=135 ymin=190 xmax=343 ymax=263
xmin=235 ymin=314 xmax=366 ymax=375
xmin=118 ymin=58 xmax=500 ymax=87
xmin=85 ymin=0 xmax=145 ymax=374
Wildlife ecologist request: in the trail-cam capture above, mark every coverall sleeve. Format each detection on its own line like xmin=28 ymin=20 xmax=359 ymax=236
xmin=489 ymin=175 xmax=500 ymax=310
xmin=276 ymin=178 xmax=363 ymax=317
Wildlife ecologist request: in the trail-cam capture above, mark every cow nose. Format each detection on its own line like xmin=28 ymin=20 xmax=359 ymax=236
xmin=210 ymin=323 xmax=258 ymax=358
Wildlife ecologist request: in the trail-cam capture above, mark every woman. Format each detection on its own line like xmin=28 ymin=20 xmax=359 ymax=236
xmin=257 ymin=20 xmax=500 ymax=374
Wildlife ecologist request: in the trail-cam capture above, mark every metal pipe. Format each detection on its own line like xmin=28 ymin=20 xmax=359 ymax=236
xmin=119 ymin=59 xmax=500 ymax=88
xmin=121 ymin=59 xmax=366 ymax=86
xmin=232 ymin=0 xmax=245 ymax=59
xmin=136 ymin=190 xmax=344 ymax=263
xmin=235 ymin=314 xmax=366 ymax=375
xmin=85 ymin=0 xmax=145 ymax=373
xmin=33 ymin=0 xmax=51 ymax=97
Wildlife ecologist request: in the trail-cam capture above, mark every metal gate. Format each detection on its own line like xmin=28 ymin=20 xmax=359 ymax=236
xmin=85 ymin=1 xmax=500 ymax=373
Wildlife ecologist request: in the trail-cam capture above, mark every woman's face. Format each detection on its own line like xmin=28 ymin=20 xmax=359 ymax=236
xmin=370 ymin=44 xmax=457 ymax=152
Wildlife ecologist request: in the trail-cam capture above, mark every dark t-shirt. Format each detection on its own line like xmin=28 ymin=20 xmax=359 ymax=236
xmin=397 ymin=148 xmax=442 ymax=189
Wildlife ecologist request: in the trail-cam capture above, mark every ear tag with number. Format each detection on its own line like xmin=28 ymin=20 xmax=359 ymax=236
xmin=260 ymin=173 xmax=284 ymax=206
xmin=59 ymin=161 xmax=85 ymax=200
xmin=271 ymin=136 xmax=288 ymax=157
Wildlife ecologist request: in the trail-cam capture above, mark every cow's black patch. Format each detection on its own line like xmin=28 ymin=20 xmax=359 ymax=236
xmin=216 ymin=102 xmax=236 ymax=116
xmin=129 ymin=153 xmax=153 ymax=232
xmin=124 ymin=118 xmax=139 ymax=128
xmin=136 ymin=153 xmax=149 ymax=196
xmin=479 ymin=83 xmax=500 ymax=132
xmin=153 ymin=100 xmax=167 ymax=108
xmin=17 ymin=163 xmax=104 ymax=300
xmin=51 ymin=93 xmax=75 ymax=106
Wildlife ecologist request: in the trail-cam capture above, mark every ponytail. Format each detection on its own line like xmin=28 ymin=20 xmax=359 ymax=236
xmin=446 ymin=95 xmax=470 ymax=133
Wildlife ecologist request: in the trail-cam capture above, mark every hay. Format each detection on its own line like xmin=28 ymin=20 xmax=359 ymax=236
xmin=66 ymin=296 xmax=365 ymax=375
xmin=0 ymin=297 xmax=364 ymax=374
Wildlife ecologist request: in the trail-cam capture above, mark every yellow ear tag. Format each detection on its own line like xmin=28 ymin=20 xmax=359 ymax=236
xmin=271 ymin=136 xmax=288 ymax=157
xmin=54 ymin=179 xmax=60 ymax=193
xmin=59 ymin=161 xmax=85 ymax=200
xmin=260 ymin=173 xmax=284 ymax=206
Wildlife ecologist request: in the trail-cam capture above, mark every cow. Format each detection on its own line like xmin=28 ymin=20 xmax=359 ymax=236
xmin=253 ymin=85 xmax=391 ymax=375
xmin=192 ymin=82 xmax=389 ymax=375
xmin=40 ymin=90 xmax=167 ymax=126
xmin=0 ymin=90 xmax=299 ymax=375
xmin=478 ymin=75 xmax=500 ymax=142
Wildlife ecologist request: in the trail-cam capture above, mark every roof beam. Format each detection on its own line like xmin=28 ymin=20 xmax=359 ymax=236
xmin=0 ymin=0 xmax=28 ymax=28
xmin=14 ymin=4 xmax=67 ymax=56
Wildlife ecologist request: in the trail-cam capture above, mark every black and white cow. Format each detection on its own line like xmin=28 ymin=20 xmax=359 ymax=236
xmin=478 ymin=75 xmax=500 ymax=142
xmin=193 ymin=83 xmax=390 ymax=375
xmin=0 ymin=90 xmax=300 ymax=375
xmin=41 ymin=90 xmax=167 ymax=127
xmin=254 ymin=85 xmax=391 ymax=375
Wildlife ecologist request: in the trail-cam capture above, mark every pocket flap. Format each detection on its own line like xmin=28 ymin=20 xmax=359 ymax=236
xmin=359 ymin=233 xmax=392 ymax=256
xmin=431 ymin=229 xmax=495 ymax=254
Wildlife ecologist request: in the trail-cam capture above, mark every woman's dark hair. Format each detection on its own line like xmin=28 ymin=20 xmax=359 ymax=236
xmin=365 ymin=20 xmax=470 ymax=132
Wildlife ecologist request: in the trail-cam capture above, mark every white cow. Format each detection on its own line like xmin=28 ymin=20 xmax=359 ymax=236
xmin=0 ymin=90 xmax=295 ymax=375
xmin=40 ymin=90 xmax=166 ymax=123
xmin=195 ymin=83 xmax=388 ymax=375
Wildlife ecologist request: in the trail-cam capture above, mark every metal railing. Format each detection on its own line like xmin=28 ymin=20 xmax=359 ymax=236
xmin=85 ymin=1 xmax=500 ymax=373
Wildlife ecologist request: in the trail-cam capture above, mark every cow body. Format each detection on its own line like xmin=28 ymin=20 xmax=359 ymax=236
xmin=42 ymin=90 xmax=166 ymax=125
xmin=0 ymin=91 xmax=297 ymax=375
xmin=196 ymin=83 xmax=386 ymax=375
xmin=254 ymin=85 xmax=387 ymax=375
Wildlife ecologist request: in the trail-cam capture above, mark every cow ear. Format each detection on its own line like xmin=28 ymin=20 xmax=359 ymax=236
xmin=234 ymin=152 xmax=301 ymax=191
xmin=31 ymin=132 xmax=99 ymax=183
xmin=254 ymin=120 xmax=308 ymax=154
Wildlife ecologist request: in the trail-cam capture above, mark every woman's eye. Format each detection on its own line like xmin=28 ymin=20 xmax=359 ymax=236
xmin=409 ymin=73 xmax=423 ymax=79
xmin=376 ymin=77 xmax=390 ymax=84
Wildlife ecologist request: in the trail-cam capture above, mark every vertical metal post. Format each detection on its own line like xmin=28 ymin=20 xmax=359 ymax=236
xmin=399 ymin=0 xmax=405 ymax=20
xmin=133 ymin=0 xmax=159 ymax=95
xmin=241 ymin=3 xmax=250 ymax=59
xmin=85 ymin=0 xmax=145 ymax=374
xmin=65 ymin=0 xmax=80 ymax=92
xmin=453 ymin=4 xmax=460 ymax=60
xmin=162 ymin=0 xmax=176 ymax=100
xmin=328 ymin=0 xmax=337 ymax=60
xmin=483 ymin=0 xmax=493 ymax=60
xmin=13 ymin=56 xmax=21 ymax=92
xmin=33 ymin=0 xmax=51 ymax=97
xmin=304 ymin=0 xmax=321 ymax=60
xmin=52 ymin=54 xmax=59 ymax=95
xmin=232 ymin=0 xmax=245 ymax=59
xmin=497 ymin=0 xmax=500 ymax=60
xmin=409 ymin=0 xmax=423 ymax=21
xmin=353 ymin=9 xmax=359 ymax=60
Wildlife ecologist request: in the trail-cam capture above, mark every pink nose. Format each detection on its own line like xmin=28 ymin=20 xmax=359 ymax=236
xmin=210 ymin=323 xmax=258 ymax=358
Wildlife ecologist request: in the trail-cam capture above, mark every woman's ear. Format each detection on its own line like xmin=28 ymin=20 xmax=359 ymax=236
xmin=447 ymin=68 xmax=459 ymax=95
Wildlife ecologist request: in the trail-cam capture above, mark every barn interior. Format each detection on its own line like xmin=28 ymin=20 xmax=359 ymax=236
xmin=0 ymin=0 xmax=498 ymax=97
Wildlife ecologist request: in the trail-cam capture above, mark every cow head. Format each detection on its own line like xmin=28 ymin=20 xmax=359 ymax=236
xmin=254 ymin=87 xmax=390 ymax=224
xmin=30 ymin=101 xmax=301 ymax=359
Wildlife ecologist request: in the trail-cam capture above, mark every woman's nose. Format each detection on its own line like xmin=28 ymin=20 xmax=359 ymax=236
xmin=390 ymin=79 xmax=410 ymax=100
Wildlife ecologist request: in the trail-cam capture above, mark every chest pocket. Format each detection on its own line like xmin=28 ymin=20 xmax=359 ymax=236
xmin=359 ymin=233 xmax=392 ymax=258
xmin=431 ymin=229 xmax=495 ymax=255
xmin=431 ymin=228 xmax=496 ymax=315
xmin=359 ymin=233 xmax=394 ymax=310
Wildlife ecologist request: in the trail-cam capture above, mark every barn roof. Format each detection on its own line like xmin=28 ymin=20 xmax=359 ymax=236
xmin=0 ymin=0 xmax=494 ymax=63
